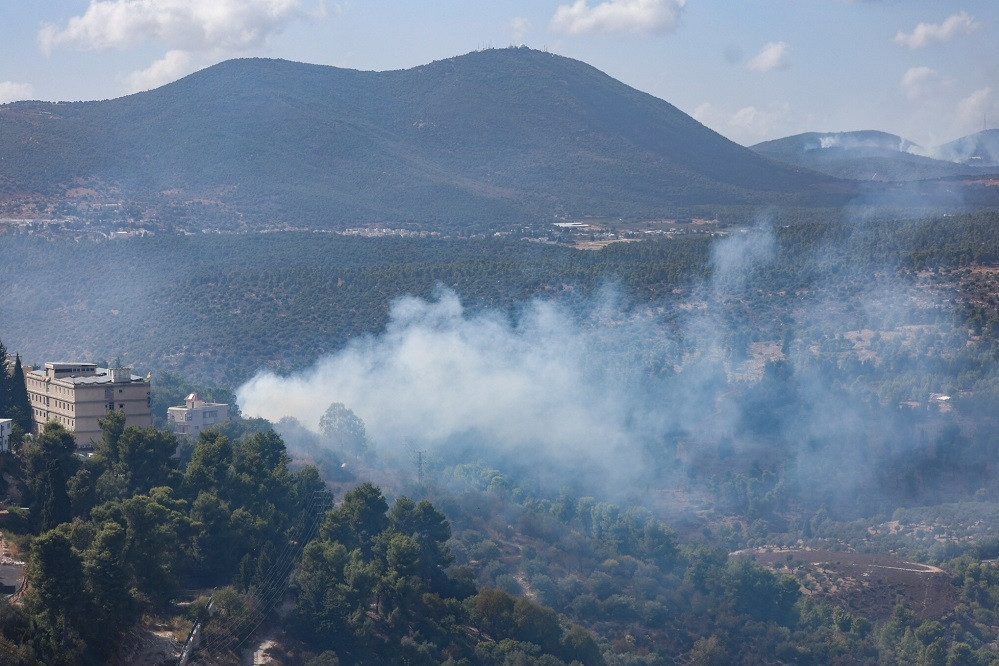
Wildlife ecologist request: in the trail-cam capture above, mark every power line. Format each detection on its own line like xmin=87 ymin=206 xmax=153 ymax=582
xmin=194 ymin=491 xmax=331 ymax=659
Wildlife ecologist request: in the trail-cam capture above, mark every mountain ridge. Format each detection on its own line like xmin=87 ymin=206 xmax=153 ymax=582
xmin=0 ymin=48 xmax=846 ymax=230
xmin=752 ymin=129 xmax=999 ymax=182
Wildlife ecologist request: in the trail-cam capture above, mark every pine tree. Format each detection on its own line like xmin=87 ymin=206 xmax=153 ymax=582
xmin=0 ymin=338 xmax=10 ymax=418
xmin=10 ymin=354 xmax=33 ymax=431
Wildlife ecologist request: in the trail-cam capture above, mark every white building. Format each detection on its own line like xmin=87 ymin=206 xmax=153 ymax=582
xmin=26 ymin=362 xmax=152 ymax=448
xmin=0 ymin=419 xmax=11 ymax=453
xmin=167 ymin=393 xmax=229 ymax=437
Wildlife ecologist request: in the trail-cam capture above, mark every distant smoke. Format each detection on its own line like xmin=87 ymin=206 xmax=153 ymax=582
xmin=237 ymin=286 xmax=662 ymax=486
xmin=0 ymin=81 xmax=35 ymax=104
xmin=237 ymin=215 xmax=964 ymax=507
xmin=237 ymin=226 xmax=782 ymax=490
xmin=813 ymin=132 xmax=919 ymax=155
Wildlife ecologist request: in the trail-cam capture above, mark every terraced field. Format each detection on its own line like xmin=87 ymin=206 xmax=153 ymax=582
xmin=745 ymin=549 xmax=959 ymax=620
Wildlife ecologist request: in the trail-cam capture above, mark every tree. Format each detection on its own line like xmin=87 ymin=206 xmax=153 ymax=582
xmin=22 ymin=530 xmax=86 ymax=664
xmin=0 ymin=339 xmax=11 ymax=420
xmin=388 ymin=497 xmax=453 ymax=585
xmin=91 ymin=413 xmax=178 ymax=502
xmin=9 ymin=355 xmax=32 ymax=432
xmin=723 ymin=557 xmax=800 ymax=625
xmin=512 ymin=597 xmax=561 ymax=653
xmin=289 ymin=539 xmax=351 ymax=650
xmin=83 ymin=521 xmax=136 ymax=645
xmin=471 ymin=588 xmax=516 ymax=639
xmin=183 ymin=430 xmax=233 ymax=495
xmin=561 ymin=624 xmax=605 ymax=665
xmin=321 ymin=483 xmax=388 ymax=555
xmin=22 ymin=423 xmax=80 ymax=532
xmin=318 ymin=403 xmax=368 ymax=455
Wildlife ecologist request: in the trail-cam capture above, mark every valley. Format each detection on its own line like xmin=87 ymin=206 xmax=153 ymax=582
xmin=2 ymin=42 xmax=999 ymax=665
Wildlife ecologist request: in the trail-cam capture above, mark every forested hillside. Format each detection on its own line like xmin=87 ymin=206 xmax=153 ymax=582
xmin=5 ymin=211 xmax=999 ymax=385
xmin=5 ymin=211 xmax=999 ymax=662
xmin=0 ymin=48 xmax=848 ymax=230
xmin=752 ymin=130 xmax=997 ymax=182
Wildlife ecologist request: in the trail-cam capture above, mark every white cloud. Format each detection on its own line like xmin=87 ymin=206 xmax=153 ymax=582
xmin=39 ymin=0 xmax=306 ymax=54
xmin=956 ymin=87 xmax=993 ymax=132
xmin=125 ymin=49 xmax=194 ymax=92
xmin=693 ymin=100 xmax=792 ymax=144
xmin=550 ymin=0 xmax=686 ymax=36
xmin=746 ymin=41 xmax=789 ymax=73
xmin=511 ymin=17 xmax=530 ymax=43
xmin=899 ymin=66 xmax=945 ymax=101
xmin=0 ymin=81 xmax=35 ymax=104
xmin=893 ymin=10 xmax=979 ymax=50
xmin=729 ymin=105 xmax=783 ymax=136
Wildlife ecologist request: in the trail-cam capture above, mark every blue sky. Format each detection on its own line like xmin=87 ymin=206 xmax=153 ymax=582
xmin=2 ymin=1 xmax=997 ymax=147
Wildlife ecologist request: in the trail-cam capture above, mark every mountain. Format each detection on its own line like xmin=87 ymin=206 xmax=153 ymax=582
xmin=751 ymin=130 xmax=997 ymax=182
xmin=935 ymin=129 xmax=999 ymax=166
xmin=0 ymin=48 xmax=846 ymax=230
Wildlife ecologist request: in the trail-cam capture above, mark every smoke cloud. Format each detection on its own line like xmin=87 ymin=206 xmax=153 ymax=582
xmin=238 ymin=285 xmax=663 ymax=486
xmin=0 ymin=81 xmax=35 ymax=104
xmin=237 ymin=214 xmax=966 ymax=510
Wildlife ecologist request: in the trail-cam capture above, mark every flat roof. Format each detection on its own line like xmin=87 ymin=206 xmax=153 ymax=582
xmin=27 ymin=367 xmax=146 ymax=385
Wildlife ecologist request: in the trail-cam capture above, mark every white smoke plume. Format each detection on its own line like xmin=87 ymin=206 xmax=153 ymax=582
xmin=236 ymin=216 xmax=961 ymax=509
xmin=0 ymin=81 xmax=35 ymax=104
xmin=237 ymin=286 xmax=661 ymax=479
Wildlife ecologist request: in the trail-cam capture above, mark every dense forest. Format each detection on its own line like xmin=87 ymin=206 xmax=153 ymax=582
xmin=5 ymin=210 xmax=999 ymax=662
xmin=0 ymin=48 xmax=844 ymax=230
xmin=3 ymin=407 xmax=999 ymax=664
xmin=3 ymin=210 xmax=999 ymax=385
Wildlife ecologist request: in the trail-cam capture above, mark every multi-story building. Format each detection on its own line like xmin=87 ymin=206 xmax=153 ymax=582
xmin=0 ymin=419 xmax=11 ymax=453
xmin=167 ymin=393 xmax=229 ymax=437
xmin=26 ymin=362 xmax=151 ymax=448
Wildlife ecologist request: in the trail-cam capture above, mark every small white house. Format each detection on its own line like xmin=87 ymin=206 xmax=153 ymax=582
xmin=167 ymin=393 xmax=229 ymax=437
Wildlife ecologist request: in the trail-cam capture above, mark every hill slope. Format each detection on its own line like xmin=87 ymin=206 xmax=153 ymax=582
xmin=751 ymin=130 xmax=996 ymax=182
xmin=0 ymin=48 xmax=844 ymax=229
xmin=935 ymin=129 xmax=999 ymax=166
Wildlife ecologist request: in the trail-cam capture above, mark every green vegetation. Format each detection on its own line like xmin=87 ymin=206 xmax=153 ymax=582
xmin=0 ymin=48 xmax=847 ymax=231
xmin=0 ymin=341 xmax=31 ymax=433
xmin=2 ymin=414 xmax=614 ymax=664
xmin=5 ymin=210 xmax=999 ymax=387
xmin=5 ymin=209 xmax=999 ymax=661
